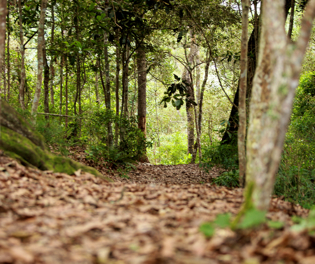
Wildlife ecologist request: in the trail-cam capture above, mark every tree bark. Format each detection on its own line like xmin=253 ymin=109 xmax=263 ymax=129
xmin=182 ymin=32 xmax=197 ymax=163
xmin=137 ymin=44 xmax=149 ymax=162
xmin=115 ymin=45 xmax=120 ymax=146
xmin=49 ymin=4 xmax=55 ymax=107
xmin=122 ymin=43 xmax=129 ymax=117
xmin=246 ymin=0 xmax=315 ymax=211
xmin=221 ymin=0 xmax=293 ymax=144
xmin=18 ymin=0 xmax=26 ymax=110
xmin=31 ymin=0 xmax=48 ymax=115
xmin=6 ymin=3 xmax=10 ymax=101
xmin=0 ymin=0 xmax=6 ymax=97
xmin=104 ymin=32 xmax=113 ymax=147
xmin=197 ymin=53 xmax=211 ymax=163
xmin=288 ymin=0 xmax=295 ymax=39
xmin=65 ymin=57 xmax=69 ymax=128
xmin=238 ymin=0 xmax=249 ymax=187
xmin=43 ymin=47 xmax=49 ymax=120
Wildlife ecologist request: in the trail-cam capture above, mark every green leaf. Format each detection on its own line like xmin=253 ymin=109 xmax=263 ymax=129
xmin=174 ymin=74 xmax=180 ymax=81
xmin=214 ymin=213 xmax=231 ymax=228
xmin=199 ymin=223 xmax=215 ymax=238
xmin=238 ymin=209 xmax=266 ymax=229
xmin=267 ymin=221 xmax=284 ymax=229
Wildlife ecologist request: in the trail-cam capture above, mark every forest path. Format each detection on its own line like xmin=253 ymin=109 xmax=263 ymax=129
xmin=0 ymin=154 xmax=312 ymax=264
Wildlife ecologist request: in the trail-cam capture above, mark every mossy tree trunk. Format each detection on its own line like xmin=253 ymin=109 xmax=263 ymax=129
xmin=245 ymin=0 xmax=315 ymax=211
xmin=0 ymin=99 xmax=110 ymax=181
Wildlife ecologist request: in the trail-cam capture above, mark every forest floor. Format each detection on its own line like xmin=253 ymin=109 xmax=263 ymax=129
xmin=0 ymin=150 xmax=314 ymax=264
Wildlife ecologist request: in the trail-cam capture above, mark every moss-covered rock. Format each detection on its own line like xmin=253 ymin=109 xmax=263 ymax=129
xmin=0 ymin=99 xmax=111 ymax=181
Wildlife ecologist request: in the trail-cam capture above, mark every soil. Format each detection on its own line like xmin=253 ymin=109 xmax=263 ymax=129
xmin=0 ymin=151 xmax=313 ymax=264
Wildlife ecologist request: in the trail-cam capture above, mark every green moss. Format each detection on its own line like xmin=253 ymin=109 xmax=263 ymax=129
xmin=0 ymin=126 xmax=112 ymax=181
xmin=230 ymin=181 xmax=255 ymax=229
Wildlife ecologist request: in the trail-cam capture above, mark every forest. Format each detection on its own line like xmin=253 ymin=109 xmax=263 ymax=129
xmin=1 ymin=0 xmax=315 ymax=263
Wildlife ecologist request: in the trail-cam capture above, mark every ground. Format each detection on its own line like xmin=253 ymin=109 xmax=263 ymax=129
xmin=0 ymin=151 xmax=314 ymax=264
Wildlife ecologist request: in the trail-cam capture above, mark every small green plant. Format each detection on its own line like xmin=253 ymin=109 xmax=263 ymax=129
xmin=291 ymin=206 xmax=315 ymax=233
xmin=212 ymin=170 xmax=240 ymax=188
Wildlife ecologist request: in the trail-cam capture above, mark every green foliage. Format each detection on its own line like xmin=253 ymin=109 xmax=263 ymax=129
xmin=147 ymin=132 xmax=191 ymax=165
xmin=274 ymin=165 xmax=315 ymax=209
xmin=291 ymin=206 xmax=315 ymax=233
xmin=237 ymin=209 xmax=266 ymax=229
xmin=201 ymin=141 xmax=238 ymax=171
xmin=160 ymin=74 xmax=197 ymax=110
xmin=212 ymin=170 xmax=239 ymax=188
xmin=84 ymin=110 xmax=149 ymax=165
xmin=275 ymin=71 xmax=315 ymax=208
xmin=199 ymin=223 xmax=215 ymax=238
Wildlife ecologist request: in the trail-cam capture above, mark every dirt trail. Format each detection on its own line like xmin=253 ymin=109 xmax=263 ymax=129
xmin=0 ymin=153 xmax=312 ymax=264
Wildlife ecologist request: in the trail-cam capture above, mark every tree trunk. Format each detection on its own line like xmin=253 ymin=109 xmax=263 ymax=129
xmin=197 ymin=53 xmax=211 ymax=163
xmin=137 ymin=45 xmax=149 ymax=162
xmin=182 ymin=33 xmax=197 ymax=163
xmin=122 ymin=43 xmax=129 ymax=117
xmin=238 ymin=0 xmax=249 ymax=187
xmin=6 ymin=3 xmax=10 ymax=101
xmin=245 ymin=0 xmax=315 ymax=211
xmin=31 ymin=0 xmax=48 ymax=115
xmin=18 ymin=0 xmax=26 ymax=110
xmin=49 ymin=4 xmax=55 ymax=107
xmin=60 ymin=55 xmax=64 ymax=124
xmin=288 ymin=0 xmax=295 ymax=39
xmin=115 ymin=45 xmax=120 ymax=146
xmin=221 ymin=0 xmax=293 ymax=144
xmin=104 ymin=32 xmax=113 ymax=147
xmin=65 ymin=57 xmax=69 ymax=128
xmin=0 ymin=0 xmax=6 ymax=97
xmin=95 ymin=60 xmax=100 ymax=106
xmin=43 ymin=47 xmax=49 ymax=120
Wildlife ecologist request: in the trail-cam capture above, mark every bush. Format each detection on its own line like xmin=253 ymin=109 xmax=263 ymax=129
xmin=212 ymin=170 xmax=240 ymax=188
xmin=274 ymin=71 xmax=315 ymax=208
xmin=84 ymin=110 xmax=149 ymax=164
xmin=201 ymin=141 xmax=238 ymax=172
xmin=148 ymin=132 xmax=191 ymax=165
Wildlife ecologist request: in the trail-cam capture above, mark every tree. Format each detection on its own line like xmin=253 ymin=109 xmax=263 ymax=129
xmin=238 ymin=0 xmax=249 ymax=187
xmin=137 ymin=44 xmax=149 ymax=162
xmin=31 ymin=0 xmax=48 ymax=115
xmin=0 ymin=0 xmax=6 ymax=96
xmin=221 ymin=0 xmax=293 ymax=145
xmin=245 ymin=0 xmax=315 ymax=211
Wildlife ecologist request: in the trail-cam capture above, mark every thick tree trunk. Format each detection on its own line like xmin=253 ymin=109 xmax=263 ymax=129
xmin=221 ymin=0 xmax=293 ymax=144
xmin=0 ymin=0 xmax=6 ymax=97
xmin=238 ymin=0 xmax=249 ymax=187
xmin=246 ymin=0 xmax=315 ymax=211
xmin=31 ymin=0 xmax=48 ymax=115
xmin=137 ymin=45 xmax=149 ymax=162
xmin=18 ymin=0 xmax=26 ymax=110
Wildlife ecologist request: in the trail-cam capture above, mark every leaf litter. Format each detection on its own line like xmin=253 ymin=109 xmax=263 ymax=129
xmin=0 ymin=153 xmax=313 ymax=264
